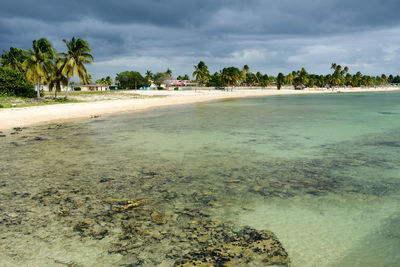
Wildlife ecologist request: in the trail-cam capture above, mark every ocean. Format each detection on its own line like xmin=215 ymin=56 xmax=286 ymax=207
xmin=1 ymin=91 xmax=399 ymax=266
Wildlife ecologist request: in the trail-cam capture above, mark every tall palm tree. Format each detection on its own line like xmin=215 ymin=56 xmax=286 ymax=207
xmin=193 ymin=61 xmax=210 ymax=86
xmin=286 ymin=73 xmax=294 ymax=86
xmin=277 ymin=73 xmax=285 ymax=90
xmin=23 ymin=38 xmax=55 ymax=98
xmin=242 ymin=65 xmax=250 ymax=74
xmin=145 ymin=70 xmax=153 ymax=84
xmin=221 ymin=67 xmax=241 ymax=86
xmin=60 ymin=37 xmax=94 ymax=98
xmin=1 ymin=47 xmax=27 ymax=72
xmin=48 ymin=59 xmax=68 ymax=98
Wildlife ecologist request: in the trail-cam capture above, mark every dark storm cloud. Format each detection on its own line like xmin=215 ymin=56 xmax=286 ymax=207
xmin=1 ymin=0 xmax=400 ymax=78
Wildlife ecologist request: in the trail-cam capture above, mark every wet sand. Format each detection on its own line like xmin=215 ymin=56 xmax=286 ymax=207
xmin=0 ymin=88 xmax=398 ymax=130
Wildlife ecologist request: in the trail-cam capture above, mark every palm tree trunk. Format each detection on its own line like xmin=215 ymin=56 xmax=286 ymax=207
xmin=65 ymin=79 xmax=70 ymax=99
xmin=36 ymin=81 xmax=41 ymax=99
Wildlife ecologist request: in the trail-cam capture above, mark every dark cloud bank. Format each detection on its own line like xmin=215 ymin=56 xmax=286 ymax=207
xmin=1 ymin=0 xmax=399 ymax=79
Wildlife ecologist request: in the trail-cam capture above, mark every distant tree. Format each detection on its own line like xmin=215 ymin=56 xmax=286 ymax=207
xmin=153 ymin=72 xmax=173 ymax=88
xmin=193 ymin=61 xmax=210 ymax=86
xmin=393 ymin=75 xmax=400 ymax=83
xmin=260 ymin=74 xmax=269 ymax=87
xmin=96 ymin=76 xmax=113 ymax=86
xmin=276 ymin=73 xmax=285 ymax=90
xmin=59 ymin=37 xmax=94 ymax=98
xmin=329 ymin=63 xmax=349 ymax=87
xmin=380 ymin=74 xmax=388 ymax=85
xmin=286 ymin=73 xmax=294 ymax=86
xmin=166 ymin=68 xmax=172 ymax=76
xmin=245 ymin=72 xmax=257 ymax=85
xmin=116 ymin=71 xmax=150 ymax=89
xmin=242 ymin=65 xmax=250 ymax=74
xmin=255 ymin=72 xmax=263 ymax=85
xmin=221 ymin=67 xmax=242 ymax=86
xmin=1 ymin=47 xmax=28 ymax=73
xmin=206 ymin=72 xmax=223 ymax=87
xmin=292 ymin=68 xmax=309 ymax=88
xmin=145 ymin=70 xmax=153 ymax=81
xmin=182 ymin=74 xmax=190 ymax=80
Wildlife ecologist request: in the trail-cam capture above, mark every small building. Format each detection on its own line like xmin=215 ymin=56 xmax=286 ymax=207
xmin=108 ymin=85 xmax=119 ymax=90
xmin=75 ymin=84 xmax=108 ymax=91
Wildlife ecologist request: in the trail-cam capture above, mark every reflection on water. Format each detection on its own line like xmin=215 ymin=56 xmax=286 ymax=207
xmin=1 ymin=91 xmax=400 ymax=266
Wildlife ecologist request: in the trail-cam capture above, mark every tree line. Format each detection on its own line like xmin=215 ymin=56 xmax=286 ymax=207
xmin=188 ymin=61 xmax=400 ymax=89
xmin=1 ymin=37 xmax=93 ymax=98
xmin=112 ymin=61 xmax=399 ymax=90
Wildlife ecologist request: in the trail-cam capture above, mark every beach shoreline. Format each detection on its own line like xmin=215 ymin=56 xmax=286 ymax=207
xmin=0 ymin=87 xmax=398 ymax=130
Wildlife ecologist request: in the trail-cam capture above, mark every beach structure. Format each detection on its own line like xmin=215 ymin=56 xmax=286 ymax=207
xmin=167 ymin=80 xmax=200 ymax=86
xmin=75 ymin=84 xmax=108 ymax=91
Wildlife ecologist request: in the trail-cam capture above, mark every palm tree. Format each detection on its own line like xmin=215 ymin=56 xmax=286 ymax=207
xmin=23 ymin=38 xmax=55 ymax=98
xmin=48 ymin=59 xmax=68 ymax=98
xmin=277 ymin=73 xmax=285 ymax=90
xmin=242 ymin=65 xmax=250 ymax=74
xmin=145 ymin=70 xmax=153 ymax=80
xmin=193 ymin=61 xmax=210 ymax=86
xmin=221 ymin=67 xmax=242 ymax=86
xmin=1 ymin=47 xmax=27 ymax=72
xmin=60 ymin=37 xmax=94 ymax=98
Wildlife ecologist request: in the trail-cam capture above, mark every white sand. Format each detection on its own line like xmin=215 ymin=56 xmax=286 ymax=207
xmin=0 ymin=88 xmax=398 ymax=130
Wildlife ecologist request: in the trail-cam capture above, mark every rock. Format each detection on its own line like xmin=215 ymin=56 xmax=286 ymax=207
xmin=151 ymin=212 xmax=167 ymax=225
xmin=73 ymin=219 xmax=94 ymax=233
xmin=177 ymin=261 xmax=215 ymax=267
xmin=90 ymin=227 xmax=108 ymax=240
xmin=176 ymin=226 xmax=290 ymax=266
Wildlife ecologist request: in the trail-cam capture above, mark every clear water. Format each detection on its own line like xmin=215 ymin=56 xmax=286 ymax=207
xmin=1 ymin=91 xmax=400 ymax=266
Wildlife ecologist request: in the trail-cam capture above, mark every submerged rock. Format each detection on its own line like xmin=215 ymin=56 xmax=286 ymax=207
xmin=151 ymin=212 xmax=167 ymax=225
xmin=176 ymin=227 xmax=289 ymax=266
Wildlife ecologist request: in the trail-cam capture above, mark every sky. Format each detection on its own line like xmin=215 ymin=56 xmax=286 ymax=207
xmin=1 ymin=0 xmax=399 ymax=80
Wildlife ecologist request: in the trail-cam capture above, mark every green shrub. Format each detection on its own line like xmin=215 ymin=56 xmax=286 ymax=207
xmin=74 ymin=87 xmax=81 ymax=91
xmin=174 ymin=87 xmax=179 ymax=91
xmin=0 ymin=67 xmax=36 ymax=98
xmin=157 ymin=86 xmax=164 ymax=90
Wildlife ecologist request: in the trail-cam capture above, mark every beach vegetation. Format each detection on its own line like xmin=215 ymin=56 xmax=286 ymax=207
xmin=145 ymin=70 xmax=154 ymax=82
xmin=23 ymin=38 xmax=56 ymax=98
xmin=207 ymin=72 xmax=224 ymax=87
xmin=277 ymin=73 xmax=285 ymax=90
xmin=193 ymin=61 xmax=210 ymax=86
xmin=96 ymin=76 xmax=113 ymax=86
xmin=0 ymin=66 xmax=36 ymax=98
xmin=221 ymin=67 xmax=242 ymax=86
xmin=59 ymin=37 xmax=94 ymax=98
xmin=116 ymin=71 xmax=150 ymax=89
xmin=153 ymin=72 xmax=173 ymax=88
xmin=0 ymin=47 xmax=28 ymax=73
xmin=48 ymin=58 xmax=68 ymax=98
xmin=176 ymin=74 xmax=190 ymax=81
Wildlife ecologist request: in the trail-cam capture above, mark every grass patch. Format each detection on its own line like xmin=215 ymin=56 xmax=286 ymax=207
xmin=1 ymin=90 xmax=165 ymax=108
xmin=0 ymin=96 xmax=82 ymax=108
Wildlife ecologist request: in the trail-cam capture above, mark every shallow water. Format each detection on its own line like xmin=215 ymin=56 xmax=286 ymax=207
xmin=1 ymin=91 xmax=400 ymax=266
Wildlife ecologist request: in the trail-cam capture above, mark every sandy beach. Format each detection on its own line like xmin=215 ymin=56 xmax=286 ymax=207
xmin=0 ymin=87 xmax=398 ymax=130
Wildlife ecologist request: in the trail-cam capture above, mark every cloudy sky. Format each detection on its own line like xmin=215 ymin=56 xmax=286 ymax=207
xmin=1 ymin=0 xmax=399 ymax=80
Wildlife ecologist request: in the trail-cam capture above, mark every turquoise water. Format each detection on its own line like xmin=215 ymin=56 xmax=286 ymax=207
xmin=1 ymin=91 xmax=400 ymax=266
